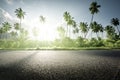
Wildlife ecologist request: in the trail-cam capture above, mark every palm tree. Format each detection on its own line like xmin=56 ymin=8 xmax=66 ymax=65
xmin=99 ymin=24 xmax=104 ymax=38
xmin=73 ymin=27 xmax=79 ymax=38
xmin=15 ymin=8 xmax=25 ymax=30
xmin=40 ymin=15 xmax=45 ymax=23
xmin=14 ymin=23 xmax=20 ymax=30
xmin=10 ymin=31 xmax=18 ymax=39
xmin=105 ymin=25 xmax=115 ymax=39
xmin=63 ymin=11 xmax=73 ymax=37
xmin=57 ymin=26 xmax=65 ymax=39
xmin=89 ymin=2 xmax=101 ymax=38
xmin=89 ymin=1 xmax=101 ymax=23
xmin=73 ymin=27 xmax=79 ymax=34
xmin=2 ymin=22 xmax=11 ymax=39
xmin=0 ymin=27 xmax=4 ymax=39
xmin=111 ymin=18 xmax=120 ymax=36
xmin=90 ymin=21 xmax=101 ymax=38
xmin=39 ymin=15 xmax=46 ymax=42
xmin=79 ymin=22 xmax=88 ymax=38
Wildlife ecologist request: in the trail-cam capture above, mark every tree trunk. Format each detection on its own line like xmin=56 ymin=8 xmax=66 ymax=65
xmin=66 ymin=25 xmax=68 ymax=37
xmin=96 ymin=32 xmax=99 ymax=39
xmin=20 ymin=19 xmax=22 ymax=31
xmin=91 ymin=14 xmax=94 ymax=23
xmin=86 ymin=14 xmax=94 ymax=39
xmin=116 ymin=26 xmax=120 ymax=36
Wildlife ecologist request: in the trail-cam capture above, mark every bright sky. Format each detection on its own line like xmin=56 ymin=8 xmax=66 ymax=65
xmin=0 ymin=0 xmax=120 ymax=40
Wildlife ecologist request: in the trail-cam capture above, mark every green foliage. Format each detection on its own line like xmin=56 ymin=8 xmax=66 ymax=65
xmin=57 ymin=26 xmax=65 ymax=38
xmin=40 ymin=16 xmax=45 ymax=23
xmin=15 ymin=8 xmax=25 ymax=20
xmin=1 ymin=4 xmax=120 ymax=50
xmin=89 ymin=2 xmax=101 ymax=15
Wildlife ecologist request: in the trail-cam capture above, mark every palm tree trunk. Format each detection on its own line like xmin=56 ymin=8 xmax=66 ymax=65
xmin=96 ymin=33 xmax=99 ymax=39
xmin=66 ymin=25 xmax=68 ymax=37
xmin=90 ymin=14 xmax=94 ymax=39
xmin=91 ymin=31 xmax=93 ymax=38
xmin=87 ymin=14 xmax=94 ymax=39
xmin=101 ymin=32 xmax=103 ymax=38
xmin=91 ymin=14 xmax=94 ymax=23
xmin=69 ymin=26 xmax=70 ymax=38
xmin=20 ymin=19 xmax=22 ymax=31
xmin=84 ymin=33 xmax=87 ymax=39
xmin=116 ymin=26 xmax=120 ymax=36
xmin=84 ymin=33 xmax=86 ymax=39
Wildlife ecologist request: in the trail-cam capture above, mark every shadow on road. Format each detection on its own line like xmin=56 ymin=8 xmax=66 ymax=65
xmin=86 ymin=50 xmax=120 ymax=58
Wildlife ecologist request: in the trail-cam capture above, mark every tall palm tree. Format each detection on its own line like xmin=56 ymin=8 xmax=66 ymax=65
xmin=79 ymin=22 xmax=88 ymax=38
xmin=89 ymin=1 xmax=101 ymax=23
xmin=63 ymin=11 xmax=73 ymax=37
xmin=89 ymin=2 xmax=101 ymax=38
xmin=15 ymin=8 xmax=25 ymax=30
xmin=111 ymin=18 xmax=120 ymax=36
xmin=39 ymin=15 xmax=46 ymax=42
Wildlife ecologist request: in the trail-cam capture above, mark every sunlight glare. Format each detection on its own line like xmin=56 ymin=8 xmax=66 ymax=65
xmin=26 ymin=18 xmax=59 ymax=41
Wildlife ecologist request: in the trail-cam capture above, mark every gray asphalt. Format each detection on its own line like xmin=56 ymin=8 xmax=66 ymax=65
xmin=0 ymin=50 xmax=120 ymax=80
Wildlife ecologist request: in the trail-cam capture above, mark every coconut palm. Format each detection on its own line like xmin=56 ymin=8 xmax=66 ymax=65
xmin=111 ymin=18 xmax=120 ymax=35
xmin=63 ymin=11 xmax=73 ymax=37
xmin=79 ymin=22 xmax=88 ymax=38
xmin=99 ymin=24 xmax=104 ymax=38
xmin=2 ymin=22 xmax=11 ymax=39
xmin=10 ymin=31 xmax=18 ymax=39
xmin=73 ymin=27 xmax=79 ymax=34
xmin=105 ymin=25 xmax=116 ymax=39
xmin=2 ymin=22 xmax=11 ymax=32
xmin=89 ymin=1 xmax=101 ymax=23
xmin=39 ymin=15 xmax=46 ymax=42
xmin=57 ymin=26 xmax=65 ymax=38
xmin=15 ymin=8 xmax=25 ymax=29
xmin=40 ymin=15 xmax=45 ymax=23
xmin=14 ymin=23 xmax=20 ymax=30
xmin=90 ymin=21 xmax=101 ymax=38
xmin=73 ymin=27 xmax=79 ymax=38
xmin=89 ymin=2 xmax=101 ymax=38
xmin=0 ymin=27 xmax=4 ymax=39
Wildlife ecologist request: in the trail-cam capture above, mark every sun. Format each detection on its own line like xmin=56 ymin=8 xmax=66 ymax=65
xmin=27 ymin=18 xmax=59 ymax=41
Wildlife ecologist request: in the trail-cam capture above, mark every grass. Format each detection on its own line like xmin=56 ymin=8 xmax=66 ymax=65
xmin=0 ymin=47 xmax=120 ymax=50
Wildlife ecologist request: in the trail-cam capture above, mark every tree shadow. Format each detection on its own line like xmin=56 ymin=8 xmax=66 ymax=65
xmin=86 ymin=50 xmax=120 ymax=58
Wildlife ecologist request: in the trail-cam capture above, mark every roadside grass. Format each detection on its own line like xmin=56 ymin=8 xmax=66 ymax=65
xmin=0 ymin=47 xmax=120 ymax=50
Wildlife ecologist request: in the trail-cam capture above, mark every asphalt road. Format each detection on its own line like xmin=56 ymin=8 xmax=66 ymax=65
xmin=0 ymin=50 xmax=120 ymax=80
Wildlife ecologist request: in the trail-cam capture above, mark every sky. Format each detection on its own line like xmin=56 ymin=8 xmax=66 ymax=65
xmin=0 ymin=0 xmax=120 ymax=40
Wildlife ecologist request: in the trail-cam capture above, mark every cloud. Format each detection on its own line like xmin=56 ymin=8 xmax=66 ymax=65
xmin=5 ymin=0 xmax=13 ymax=5
xmin=20 ymin=0 xmax=24 ymax=4
xmin=5 ymin=0 xmax=24 ymax=5
xmin=0 ymin=8 xmax=13 ymax=20
xmin=0 ymin=8 xmax=19 ymax=25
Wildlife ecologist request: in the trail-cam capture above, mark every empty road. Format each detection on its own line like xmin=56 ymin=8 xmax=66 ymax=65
xmin=0 ymin=50 xmax=120 ymax=80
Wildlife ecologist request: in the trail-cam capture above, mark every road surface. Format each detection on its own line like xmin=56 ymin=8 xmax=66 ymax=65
xmin=0 ymin=50 xmax=120 ymax=80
